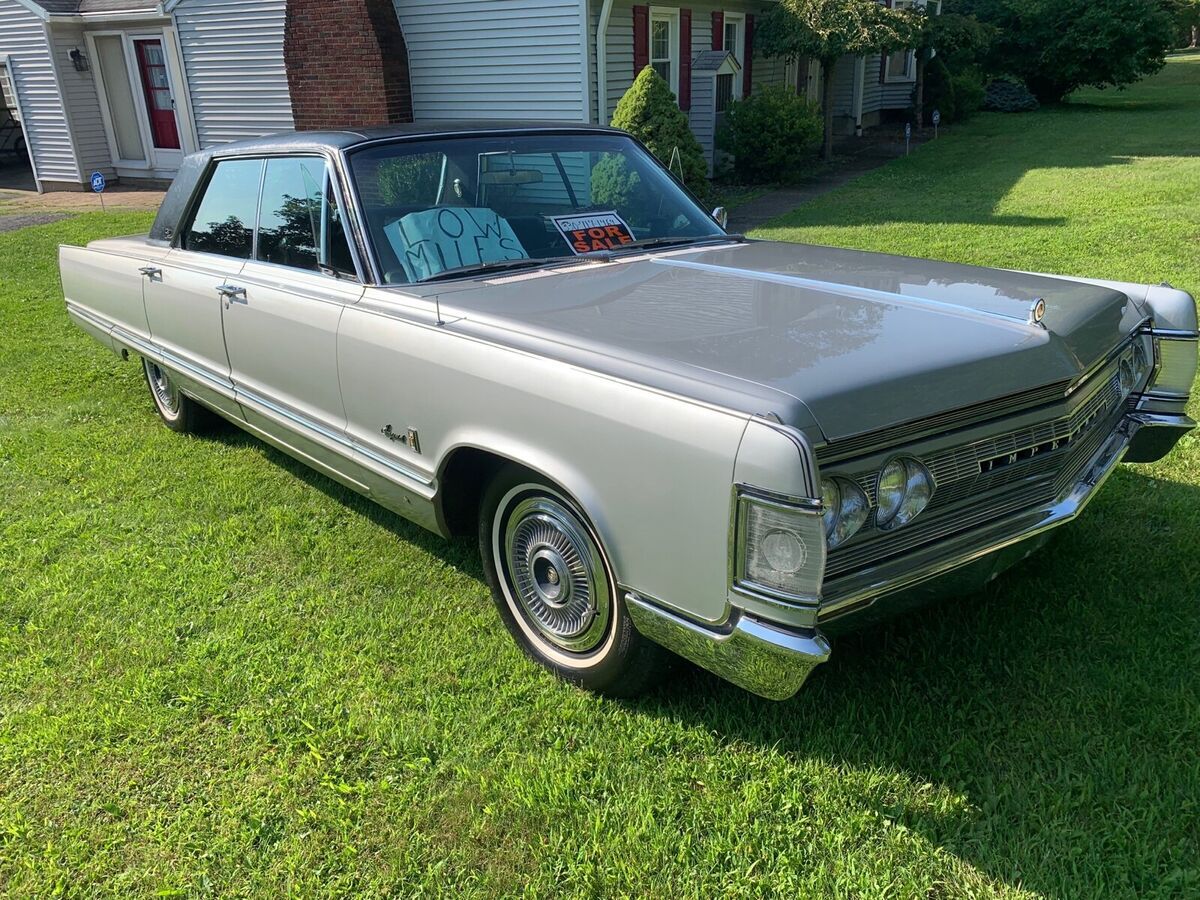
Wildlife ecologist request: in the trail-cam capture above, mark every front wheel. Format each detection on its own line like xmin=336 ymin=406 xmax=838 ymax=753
xmin=142 ymin=357 xmax=216 ymax=434
xmin=479 ymin=465 xmax=666 ymax=696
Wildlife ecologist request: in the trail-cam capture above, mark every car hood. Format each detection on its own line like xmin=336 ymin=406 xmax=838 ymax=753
xmin=438 ymin=241 xmax=1149 ymax=441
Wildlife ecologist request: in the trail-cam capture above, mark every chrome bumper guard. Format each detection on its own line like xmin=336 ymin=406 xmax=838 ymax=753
xmin=626 ymin=410 xmax=1193 ymax=701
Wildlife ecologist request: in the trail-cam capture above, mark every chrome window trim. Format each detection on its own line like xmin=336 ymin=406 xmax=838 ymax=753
xmin=174 ymin=149 xmax=369 ymax=286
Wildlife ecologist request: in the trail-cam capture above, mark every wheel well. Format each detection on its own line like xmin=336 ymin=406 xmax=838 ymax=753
xmin=437 ymin=447 xmax=511 ymax=537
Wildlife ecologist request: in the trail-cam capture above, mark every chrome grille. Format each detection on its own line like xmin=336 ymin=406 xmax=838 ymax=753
xmin=820 ymin=340 xmax=1137 ymax=584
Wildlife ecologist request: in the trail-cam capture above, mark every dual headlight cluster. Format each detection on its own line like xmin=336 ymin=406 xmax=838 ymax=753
xmin=821 ymin=457 xmax=935 ymax=550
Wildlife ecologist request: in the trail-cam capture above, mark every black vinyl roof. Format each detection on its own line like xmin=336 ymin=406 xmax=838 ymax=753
xmin=209 ymin=121 xmax=626 ymax=157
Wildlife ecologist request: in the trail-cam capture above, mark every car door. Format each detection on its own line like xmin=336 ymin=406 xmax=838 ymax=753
xmin=144 ymin=157 xmax=262 ymax=419
xmin=219 ymin=155 xmax=365 ymax=474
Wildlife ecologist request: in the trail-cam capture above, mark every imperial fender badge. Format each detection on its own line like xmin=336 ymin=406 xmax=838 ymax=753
xmin=1028 ymin=298 xmax=1047 ymax=327
xmin=381 ymin=424 xmax=421 ymax=453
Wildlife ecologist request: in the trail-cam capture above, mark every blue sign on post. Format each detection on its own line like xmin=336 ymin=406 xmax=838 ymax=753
xmin=904 ymin=121 xmax=912 ymax=155
xmin=932 ymin=109 xmax=941 ymax=127
xmin=90 ymin=171 xmax=106 ymax=193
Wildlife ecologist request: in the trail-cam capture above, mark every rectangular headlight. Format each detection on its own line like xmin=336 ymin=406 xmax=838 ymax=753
xmin=1151 ymin=336 xmax=1198 ymax=397
xmin=734 ymin=490 xmax=826 ymax=602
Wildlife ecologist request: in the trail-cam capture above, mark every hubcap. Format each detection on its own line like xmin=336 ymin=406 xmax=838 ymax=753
xmin=146 ymin=361 xmax=180 ymax=415
xmin=502 ymin=495 xmax=611 ymax=653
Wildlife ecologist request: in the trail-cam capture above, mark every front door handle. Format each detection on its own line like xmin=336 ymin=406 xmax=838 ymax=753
xmin=138 ymin=266 xmax=162 ymax=278
xmin=216 ymin=283 xmax=247 ymax=307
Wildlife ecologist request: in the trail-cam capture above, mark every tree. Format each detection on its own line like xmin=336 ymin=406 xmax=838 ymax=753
xmin=756 ymin=0 xmax=918 ymax=161
xmin=910 ymin=10 xmax=995 ymax=128
xmin=607 ymin=66 xmax=711 ymax=203
xmin=955 ymin=0 xmax=1176 ymax=103
xmin=1173 ymin=0 xmax=1200 ymax=47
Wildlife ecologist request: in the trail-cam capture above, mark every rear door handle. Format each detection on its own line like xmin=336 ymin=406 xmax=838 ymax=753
xmin=138 ymin=266 xmax=161 ymax=278
xmin=216 ymin=283 xmax=247 ymax=307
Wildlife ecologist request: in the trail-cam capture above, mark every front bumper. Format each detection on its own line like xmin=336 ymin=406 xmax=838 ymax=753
xmin=626 ymin=410 xmax=1193 ymax=700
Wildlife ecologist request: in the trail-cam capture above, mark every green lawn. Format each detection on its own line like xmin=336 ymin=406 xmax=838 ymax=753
xmin=3 ymin=59 xmax=1199 ymax=899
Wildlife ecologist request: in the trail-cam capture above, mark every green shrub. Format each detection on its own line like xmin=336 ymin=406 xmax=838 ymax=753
xmin=609 ymin=66 xmax=712 ymax=203
xmin=920 ymin=59 xmax=986 ymax=125
xmin=951 ymin=69 xmax=986 ymax=118
xmin=982 ymin=77 xmax=1040 ymax=112
xmin=715 ymin=86 xmax=822 ymax=183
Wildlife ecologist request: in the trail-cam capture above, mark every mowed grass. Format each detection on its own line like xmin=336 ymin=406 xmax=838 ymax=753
xmin=2 ymin=61 xmax=1200 ymax=899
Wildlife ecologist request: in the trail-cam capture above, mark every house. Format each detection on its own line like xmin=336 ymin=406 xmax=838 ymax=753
xmin=0 ymin=0 xmax=924 ymax=192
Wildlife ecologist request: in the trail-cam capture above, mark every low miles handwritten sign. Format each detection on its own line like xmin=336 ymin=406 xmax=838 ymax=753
xmin=384 ymin=207 xmax=528 ymax=281
xmin=552 ymin=211 xmax=635 ymax=254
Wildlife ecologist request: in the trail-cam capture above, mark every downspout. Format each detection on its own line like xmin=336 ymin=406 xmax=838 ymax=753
xmin=852 ymin=55 xmax=866 ymax=137
xmin=595 ymin=0 xmax=614 ymax=124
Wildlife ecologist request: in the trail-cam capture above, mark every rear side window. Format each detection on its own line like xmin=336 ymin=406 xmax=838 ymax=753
xmin=256 ymin=156 xmax=356 ymax=278
xmin=183 ymin=158 xmax=263 ymax=258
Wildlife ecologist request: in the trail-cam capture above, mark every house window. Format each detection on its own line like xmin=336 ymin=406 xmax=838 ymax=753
xmin=715 ymin=73 xmax=734 ymax=112
xmin=722 ymin=12 xmax=745 ymax=98
xmin=649 ymin=8 xmax=678 ymax=94
xmin=884 ymin=50 xmax=915 ymax=82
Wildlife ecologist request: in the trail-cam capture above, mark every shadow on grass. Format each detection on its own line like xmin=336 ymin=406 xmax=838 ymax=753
xmin=204 ymin=416 xmax=1198 ymax=895
xmin=629 ymin=467 xmax=1200 ymax=895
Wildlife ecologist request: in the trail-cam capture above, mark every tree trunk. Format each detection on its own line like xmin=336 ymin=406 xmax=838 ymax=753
xmin=821 ymin=58 xmax=836 ymax=162
xmin=914 ymin=55 xmax=927 ymax=130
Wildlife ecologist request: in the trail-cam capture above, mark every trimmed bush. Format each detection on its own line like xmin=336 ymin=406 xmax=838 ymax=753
xmin=982 ymin=77 xmax=1040 ymax=113
xmin=608 ymin=66 xmax=712 ymax=203
xmin=715 ymin=86 xmax=822 ymax=183
xmin=919 ymin=59 xmax=986 ymax=125
xmin=951 ymin=70 xmax=986 ymax=119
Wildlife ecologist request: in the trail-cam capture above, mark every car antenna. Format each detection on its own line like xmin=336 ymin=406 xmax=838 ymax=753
xmin=434 ymin=293 xmax=445 ymax=326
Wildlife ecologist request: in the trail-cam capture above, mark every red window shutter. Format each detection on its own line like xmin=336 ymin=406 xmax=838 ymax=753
xmin=743 ymin=14 xmax=754 ymax=97
xmin=633 ymin=5 xmax=649 ymax=74
xmin=712 ymin=11 xmax=723 ymax=50
xmin=679 ymin=8 xmax=692 ymax=110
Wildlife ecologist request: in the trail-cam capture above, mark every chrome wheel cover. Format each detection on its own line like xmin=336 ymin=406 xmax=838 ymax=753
xmin=145 ymin=361 xmax=180 ymax=416
xmin=502 ymin=495 xmax=611 ymax=653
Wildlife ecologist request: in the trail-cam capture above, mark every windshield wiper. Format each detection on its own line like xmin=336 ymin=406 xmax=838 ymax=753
xmin=591 ymin=233 xmax=746 ymax=257
xmin=419 ymin=256 xmax=601 ymax=283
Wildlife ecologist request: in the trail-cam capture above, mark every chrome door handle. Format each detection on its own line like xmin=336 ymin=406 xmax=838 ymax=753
xmin=216 ymin=284 xmax=247 ymax=306
xmin=138 ymin=266 xmax=161 ymax=278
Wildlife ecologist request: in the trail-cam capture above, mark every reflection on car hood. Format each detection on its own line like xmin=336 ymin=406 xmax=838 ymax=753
xmin=441 ymin=240 xmax=1149 ymax=441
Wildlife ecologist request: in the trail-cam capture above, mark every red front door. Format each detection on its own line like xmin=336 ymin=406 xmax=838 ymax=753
xmin=134 ymin=39 xmax=180 ymax=150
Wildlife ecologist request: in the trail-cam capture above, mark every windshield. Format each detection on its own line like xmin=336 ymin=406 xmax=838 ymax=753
xmin=346 ymin=132 xmax=726 ymax=284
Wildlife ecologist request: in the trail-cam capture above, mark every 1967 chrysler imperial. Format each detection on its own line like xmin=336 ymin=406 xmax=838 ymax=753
xmin=59 ymin=123 xmax=1198 ymax=700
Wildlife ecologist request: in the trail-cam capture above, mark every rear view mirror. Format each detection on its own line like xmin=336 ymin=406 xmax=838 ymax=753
xmin=712 ymin=206 xmax=729 ymax=229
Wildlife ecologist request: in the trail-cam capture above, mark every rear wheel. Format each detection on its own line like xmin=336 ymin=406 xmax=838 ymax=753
xmin=479 ymin=465 xmax=665 ymax=696
xmin=142 ymin=357 xmax=215 ymax=434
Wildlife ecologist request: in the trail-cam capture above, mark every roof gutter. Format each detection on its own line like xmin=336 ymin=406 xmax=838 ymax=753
xmin=596 ymin=0 xmax=614 ymax=125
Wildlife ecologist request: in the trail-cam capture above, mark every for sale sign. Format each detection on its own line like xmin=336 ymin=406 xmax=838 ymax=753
xmin=552 ymin=211 xmax=636 ymax=254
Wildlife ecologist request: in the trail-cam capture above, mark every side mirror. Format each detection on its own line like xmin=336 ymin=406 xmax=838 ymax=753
xmin=712 ymin=206 xmax=728 ymax=229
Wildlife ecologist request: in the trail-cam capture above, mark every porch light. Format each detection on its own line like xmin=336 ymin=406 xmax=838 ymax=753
xmin=69 ymin=48 xmax=88 ymax=72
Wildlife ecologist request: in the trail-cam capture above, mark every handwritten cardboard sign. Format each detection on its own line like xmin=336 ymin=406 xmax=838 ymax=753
xmin=552 ymin=211 xmax=636 ymax=254
xmin=384 ymin=207 xmax=528 ymax=281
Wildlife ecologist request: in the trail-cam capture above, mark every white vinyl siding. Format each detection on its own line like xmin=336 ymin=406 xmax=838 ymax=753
xmin=396 ymin=0 xmax=588 ymax=122
xmin=0 ymin=0 xmax=78 ymax=183
xmin=171 ymin=0 xmax=293 ymax=146
xmin=47 ymin=21 xmax=113 ymax=179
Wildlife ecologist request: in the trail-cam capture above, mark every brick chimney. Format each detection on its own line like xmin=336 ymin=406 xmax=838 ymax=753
xmin=284 ymin=0 xmax=414 ymax=129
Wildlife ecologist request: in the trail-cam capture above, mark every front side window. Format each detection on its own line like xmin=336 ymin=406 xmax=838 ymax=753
xmin=183 ymin=158 xmax=262 ymax=259
xmin=256 ymin=156 xmax=356 ymax=278
xmin=348 ymin=133 xmax=726 ymax=284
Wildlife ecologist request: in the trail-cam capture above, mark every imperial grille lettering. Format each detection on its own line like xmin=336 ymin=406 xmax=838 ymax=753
xmin=977 ymin=395 xmax=1113 ymax=475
